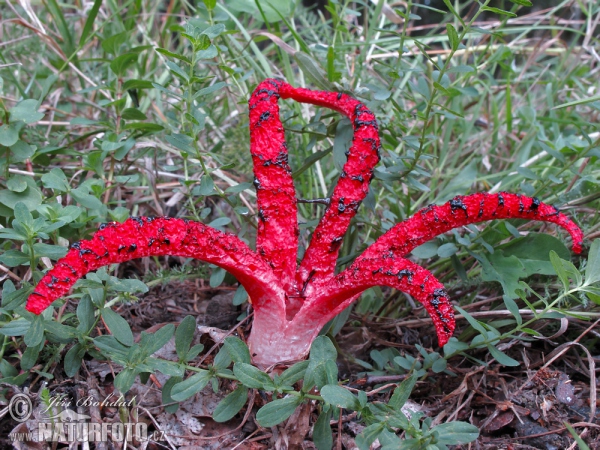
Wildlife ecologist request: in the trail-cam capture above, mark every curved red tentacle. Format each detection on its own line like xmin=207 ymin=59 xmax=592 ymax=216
xmin=296 ymin=255 xmax=455 ymax=347
xmin=249 ymin=80 xmax=381 ymax=307
xmin=25 ymin=218 xmax=287 ymax=324
xmin=275 ymin=83 xmax=381 ymax=304
xmin=358 ymin=193 xmax=583 ymax=263
xmin=249 ymin=80 xmax=299 ymax=294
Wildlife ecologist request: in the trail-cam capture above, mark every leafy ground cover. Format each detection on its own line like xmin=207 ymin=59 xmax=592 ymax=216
xmin=0 ymin=0 xmax=599 ymax=448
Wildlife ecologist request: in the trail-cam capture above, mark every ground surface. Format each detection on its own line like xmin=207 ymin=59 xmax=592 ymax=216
xmin=4 ymin=278 xmax=598 ymax=449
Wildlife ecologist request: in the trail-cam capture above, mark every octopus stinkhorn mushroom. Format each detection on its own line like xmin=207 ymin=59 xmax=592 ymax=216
xmin=26 ymin=79 xmax=584 ymax=367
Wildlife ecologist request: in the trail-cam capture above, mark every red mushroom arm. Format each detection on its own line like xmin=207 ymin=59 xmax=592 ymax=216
xmin=25 ymin=217 xmax=287 ymax=325
xmin=297 ymin=256 xmax=455 ymax=347
xmin=275 ymin=83 xmax=381 ymax=302
xmin=358 ymin=193 xmax=583 ymax=262
xmin=249 ymin=80 xmax=381 ymax=301
xmin=249 ymin=80 xmax=299 ymax=293
xmin=295 ymin=193 xmax=582 ymax=348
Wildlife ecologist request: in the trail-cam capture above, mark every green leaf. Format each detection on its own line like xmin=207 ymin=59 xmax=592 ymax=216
xmin=44 ymin=0 xmax=74 ymax=54
xmin=21 ymin=346 xmax=40 ymax=371
xmin=321 ymin=385 xmax=361 ymax=410
xmin=209 ymin=267 xmax=227 ymax=286
xmin=41 ymin=168 xmax=69 ymax=192
xmin=142 ymin=324 xmax=174 ymax=355
xmin=122 ymin=79 xmax=154 ymax=90
xmin=175 ymin=316 xmax=196 ymax=359
xmin=437 ymin=242 xmax=458 ymax=258
xmin=0 ymin=358 xmax=19 ymax=378
xmin=64 ymin=343 xmax=86 ymax=377
xmin=43 ymin=320 xmax=76 ymax=342
xmin=434 ymin=421 xmax=479 ymax=445
xmin=432 ymin=358 xmax=447 ymax=373
xmin=123 ymin=122 xmax=164 ymax=132
xmin=441 ymin=0 xmax=466 ymax=26
xmin=553 ymin=94 xmax=600 ymax=109
xmin=0 ymin=181 xmax=43 ymax=211
xmin=192 ymin=82 xmax=227 ymax=99
xmin=115 ymin=368 xmax=138 ymax=392
xmin=162 ymin=376 xmax=182 ymax=413
xmin=309 ymin=336 xmax=337 ymax=363
xmin=14 ymin=201 xmax=33 ymax=227
xmin=389 ymin=371 xmax=418 ymax=409
xmin=165 ymin=133 xmax=194 ymax=153
xmin=564 ymin=422 xmax=590 ymax=450
xmin=446 ymin=24 xmax=459 ymax=51
xmin=10 ymin=99 xmax=44 ymax=124
xmin=196 ymin=45 xmax=218 ymax=60
xmin=502 ymin=295 xmax=522 ymax=325
xmin=77 ymin=295 xmax=95 ymax=333
xmin=231 ymin=0 xmax=296 ymax=23
xmin=481 ymin=6 xmax=517 ymax=17
xmin=93 ymin=335 xmax=129 ymax=359
xmin=550 ymin=250 xmax=571 ymax=289
xmin=412 ymin=241 xmax=439 ymax=259
xmin=146 ymin=358 xmax=183 ymax=377
xmin=355 ymin=423 xmax=385 ymax=450
xmin=0 ymin=250 xmax=30 ymax=266
xmin=224 ymin=182 xmax=252 ymax=194
xmin=197 ymin=175 xmax=214 ymax=196
xmin=2 ymin=372 xmax=29 ymax=386
xmin=71 ymin=186 xmax=103 ymax=210
xmin=448 ymin=65 xmax=475 ymax=74
xmin=110 ymin=53 xmax=138 ymax=76
xmin=454 ymin=306 xmax=488 ymax=335
xmin=32 ymin=243 xmax=68 ymax=260
xmin=585 ymin=240 xmax=600 ymax=285
xmin=194 ymin=34 xmax=211 ymax=51
xmin=7 ymin=176 xmax=27 ymax=193
xmin=487 ymin=344 xmax=520 ymax=366
xmin=213 ymin=386 xmax=248 ymax=422
xmin=166 ymin=61 xmax=189 ymax=82
xmin=208 ymin=217 xmax=231 ymax=230
xmin=508 ymin=0 xmax=532 ymax=5
xmin=0 ymin=318 xmax=30 ymax=336
xmin=79 ymin=0 xmax=102 ymax=46
xmin=155 ymin=48 xmax=191 ymax=64
xmin=313 ymin=410 xmax=333 ymax=450
xmin=256 ymin=395 xmax=303 ymax=428
xmin=25 ymin=315 xmax=44 ymax=347
xmin=0 ymin=124 xmax=19 ymax=147
xmin=500 ymin=233 xmax=570 ymax=276
xmin=170 ymin=370 xmax=211 ymax=401
xmin=550 ymin=251 xmax=582 ymax=287
xmin=203 ymin=0 xmax=217 ymax=11
xmin=278 ymin=361 xmax=309 ymax=386
xmin=473 ymin=252 xmax=526 ymax=298
xmin=185 ymin=344 xmax=204 ymax=362
xmin=224 ymin=337 xmax=251 ymax=364
xmin=101 ymin=308 xmax=134 ymax=346
xmin=110 ymin=278 xmax=148 ymax=293
xmin=232 ymin=285 xmax=248 ymax=306
xmin=233 ymin=362 xmax=275 ymax=390
xmin=121 ymin=108 xmax=147 ymax=120
xmin=305 ymin=336 xmax=338 ymax=390
xmin=202 ymin=24 xmax=225 ymax=38
xmin=213 ymin=346 xmax=232 ymax=370
xmin=10 ymin=140 xmax=36 ymax=162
